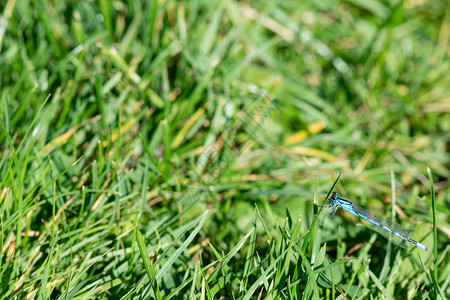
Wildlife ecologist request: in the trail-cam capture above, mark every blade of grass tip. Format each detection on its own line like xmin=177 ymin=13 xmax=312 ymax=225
xmin=130 ymin=160 xmax=150 ymax=273
xmin=63 ymin=249 xmax=114 ymax=299
xmin=138 ymin=160 xmax=149 ymax=224
xmin=323 ymin=171 xmax=342 ymax=206
xmin=249 ymin=236 xmax=303 ymax=299
xmin=240 ymin=208 xmax=258 ymax=292
xmin=16 ymin=94 xmax=51 ymax=153
xmin=166 ymin=260 xmax=218 ymax=300
xmin=155 ymin=211 xmax=209 ymax=281
xmin=313 ymin=178 xmax=319 ymax=215
xmin=3 ymin=157 xmax=82 ymax=229
xmin=255 ymin=204 xmax=272 ymax=243
xmin=282 ymin=214 xmax=301 ymax=279
xmin=291 ymin=243 xmax=319 ymax=299
xmin=302 ymin=172 xmax=341 ymax=253
xmin=0 ymin=117 xmax=23 ymax=202
xmin=417 ymin=252 xmax=445 ymax=299
xmin=291 ymin=259 xmax=349 ymax=296
xmin=136 ymin=230 xmax=162 ymax=300
xmin=427 ymin=167 xmax=437 ymax=259
xmin=287 ymin=277 xmax=293 ymax=299
xmin=427 ymin=167 xmax=443 ymax=299
xmin=330 ymin=258 xmax=335 ymax=300
xmin=258 ymin=265 xmax=271 ymax=298
xmin=274 ymin=221 xmax=289 ymax=292
xmin=344 ymin=262 xmax=366 ymax=299
xmin=299 ymin=243 xmax=327 ymax=297
xmin=38 ymin=232 xmax=59 ymax=300
xmin=315 ymin=244 xmax=327 ymax=270
xmin=208 ymin=228 xmax=254 ymax=286
xmin=366 ymin=268 xmax=394 ymax=300
xmin=200 ymin=278 xmax=206 ymax=300
xmin=150 ymin=215 xmax=201 ymax=268
xmin=310 ymin=259 xmax=349 ymax=277
xmin=189 ymin=260 xmax=200 ymax=299
xmin=139 ymin=133 xmax=164 ymax=177
xmin=241 ymin=246 xmax=289 ymax=300
xmin=279 ymin=223 xmax=300 ymax=295
xmin=197 ymin=252 xmax=214 ymax=299
xmin=310 ymin=179 xmax=321 ymax=266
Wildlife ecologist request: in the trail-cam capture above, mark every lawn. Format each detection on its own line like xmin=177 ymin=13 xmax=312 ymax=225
xmin=0 ymin=0 xmax=449 ymax=299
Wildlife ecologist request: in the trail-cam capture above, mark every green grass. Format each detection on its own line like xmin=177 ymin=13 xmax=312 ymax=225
xmin=0 ymin=0 xmax=449 ymax=299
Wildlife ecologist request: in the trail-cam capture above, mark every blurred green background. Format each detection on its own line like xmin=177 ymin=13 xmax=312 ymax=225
xmin=0 ymin=0 xmax=449 ymax=299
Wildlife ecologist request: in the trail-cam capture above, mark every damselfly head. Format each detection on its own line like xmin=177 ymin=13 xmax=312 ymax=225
xmin=329 ymin=192 xmax=339 ymax=203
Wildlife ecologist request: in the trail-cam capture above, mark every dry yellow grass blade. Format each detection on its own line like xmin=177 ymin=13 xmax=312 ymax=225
xmin=101 ymin=118 xmax=137 ymax=148
xmin=43 ymin=116 xmax=101 ymax=152
xmin=171 ymin=106 xmax=205 ymax=149
xmin=283 ymin=121 xmax=326 ymax=145
xmin=289 ymin=146 xmax=337 ymax=162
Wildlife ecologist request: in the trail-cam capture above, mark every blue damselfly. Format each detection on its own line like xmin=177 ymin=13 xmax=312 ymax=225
xmin=323 ymin=192 xmax=427 ymax=251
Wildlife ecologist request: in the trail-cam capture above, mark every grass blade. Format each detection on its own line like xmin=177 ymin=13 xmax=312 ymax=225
xmin=136 ymin=230 xmax=162 ymax=300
